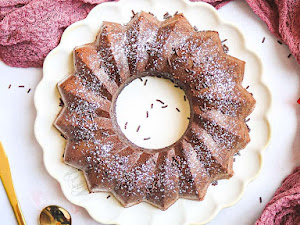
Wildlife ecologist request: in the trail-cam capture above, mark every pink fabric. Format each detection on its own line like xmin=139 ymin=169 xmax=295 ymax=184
xmin=245 ymin=0 xmax=300 ymax=66
xmin=190 ymin=0 xmax=232 ymax=9
xmin=255 ymin=167 xmax=300 ymax=225
xmin=0 ymin=0 xmax=112 ymax=67
xmin=0 ymin=0 xmax=299 ymax=67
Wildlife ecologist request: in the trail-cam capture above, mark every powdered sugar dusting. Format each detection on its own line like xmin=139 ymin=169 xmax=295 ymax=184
xmin=54 ymin=11 xmax=255 ymax=210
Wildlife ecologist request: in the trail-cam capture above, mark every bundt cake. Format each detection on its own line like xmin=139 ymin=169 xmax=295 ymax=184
xmin=54 ymin=11 xmax=256 ymax=210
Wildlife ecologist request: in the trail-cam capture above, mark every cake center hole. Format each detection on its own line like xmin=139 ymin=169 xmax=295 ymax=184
xmin=115 ymin=75 xmax=191 ymax=150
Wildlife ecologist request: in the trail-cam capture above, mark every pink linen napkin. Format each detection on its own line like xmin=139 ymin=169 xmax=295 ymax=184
xmin=255 ymin=167 xmax=300 ymax=225
xmin=0 ymin=0 xmax=111 ymax=67
xmin=0 ymin=0 xmax=299 ymax=68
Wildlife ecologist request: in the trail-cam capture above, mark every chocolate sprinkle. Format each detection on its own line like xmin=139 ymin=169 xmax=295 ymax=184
xmin=59 ymin=98 xmax=64 ymax=107
xmin=163 ymin=12 xmax=171 ymax=19
xmin=174 ymin=85 xmax=179 ymax=88
xmin=162 ymin=105 xmax=168 ymax=108
xmin=200 ymin=105 xmax=206 ymax=111
xmin=221 ymin=39 xmax=227 ymax=43
xmin=124 ymin=122 xmax=128 ymax=129
xmin=212 ymin=181 xmax=218 ymax=186
xmin=222 ymin=44 xmax=229 ymax=53
xmin=176 ymin=108 xmax=180 ymax=112
xmin=61 ymin=134 xmax=66 ymax=139
xmin=146 ymin=111 xmax=149 ymax=118
xmin=139 ymin=77 xmax=143 ymax=82
xmin=174 ymin=11 xmax=178 ymax=15
xmin=277 ymin=40 xmax=283 ymax=45
xmin=235 ymin=152 xmax=241 ymax=156
xmin=27 ymin=88 xmax=31 ymax=93
xmin=246 ymin=85 xmax=250 ymax=89
xmin=288 ymin=53 xmax=292 ymax=58
xmin=187 ymin=117 xmax=190 ymax=120
xmin=18 ymin=85 xmax=24 ymax=88
xmin=246 ymin=124 xmax=251 ymax=132
xmin=144 ymin=137 xmax=151 ymax=140
xmin=156 ymin=99 xmax=164 ymax=104
xmin=184 ymin=95 xmax=187 ymax=101
xmin=262 ymin=37 xmax=265 ymax=43
xmin=245 ymin=118 xmax=250 ymax=122
xmin=107 ymin=195 xmax=111 ymax=199
xmin=259 ymin=197 xmax=262 ymax=203
xmin=151 ymin=103 xmax=153 ymax=109
xmin=131 ymin=10 xmax=136 ymax=16
xmin=8 ymin=84 xmax=11 ymax=89
xmin=144 ymin=79 xmax=148 ymax=86
xmin=136 ymin=125 xmax=141 ymax=132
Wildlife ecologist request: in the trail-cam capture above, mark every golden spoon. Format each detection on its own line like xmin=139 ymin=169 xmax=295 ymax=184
xmin=40 ymin=205 xmax=71 ymax=225
xmin=0 ymin=142 xmax=27 ymax=225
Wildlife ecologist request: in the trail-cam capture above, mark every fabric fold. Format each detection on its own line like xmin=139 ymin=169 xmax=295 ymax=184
xmin=255 ymin=167 xmax=300 ymax=225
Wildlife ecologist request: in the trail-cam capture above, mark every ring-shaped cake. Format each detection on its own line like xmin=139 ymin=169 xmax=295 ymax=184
xmin=54 ymin=11 xmax=256 ymax=210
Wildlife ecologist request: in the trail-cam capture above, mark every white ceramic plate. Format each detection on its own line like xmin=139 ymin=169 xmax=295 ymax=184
xmin=34 ymin=0 xmax=272 ymax=224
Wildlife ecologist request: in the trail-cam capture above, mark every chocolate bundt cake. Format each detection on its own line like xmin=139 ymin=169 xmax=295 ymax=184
xmin=54 ymin=11 xmax=256 ymax=210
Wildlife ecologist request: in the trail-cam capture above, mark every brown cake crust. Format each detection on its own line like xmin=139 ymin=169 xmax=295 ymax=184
xmin=54 ymin=11 xmax=256 ymax=210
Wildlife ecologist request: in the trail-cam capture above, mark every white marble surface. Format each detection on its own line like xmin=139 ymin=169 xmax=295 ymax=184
xmin=0 ymin=0 xmax=299 ymax=224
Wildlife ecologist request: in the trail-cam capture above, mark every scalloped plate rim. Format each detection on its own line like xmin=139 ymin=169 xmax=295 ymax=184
xmin=34 ymin=0 xmax=272 ymax=224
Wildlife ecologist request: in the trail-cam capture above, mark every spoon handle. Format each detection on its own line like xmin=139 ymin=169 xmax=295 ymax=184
xmin=0 ymin=142 xmax=27 ymax=225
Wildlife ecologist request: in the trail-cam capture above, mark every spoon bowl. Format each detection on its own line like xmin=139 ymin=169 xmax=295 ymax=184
xmin=40 ymin=205 xmax=71 ymax=225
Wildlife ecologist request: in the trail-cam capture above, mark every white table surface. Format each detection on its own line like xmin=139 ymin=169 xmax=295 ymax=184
xmin=0 ymin=0 xmax=299 ymax=224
